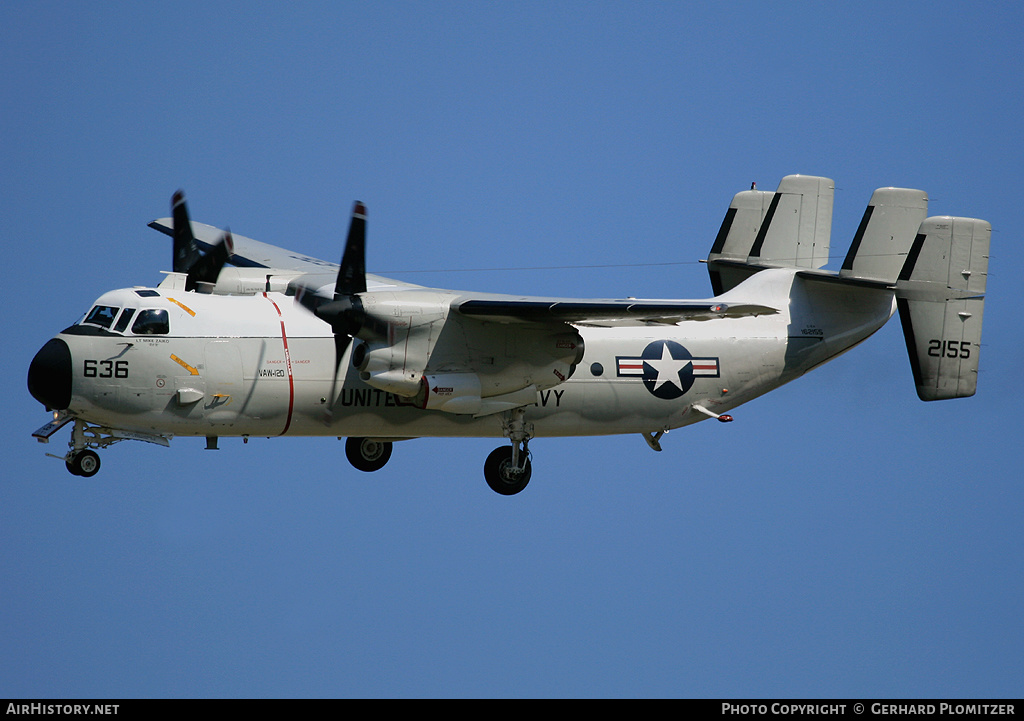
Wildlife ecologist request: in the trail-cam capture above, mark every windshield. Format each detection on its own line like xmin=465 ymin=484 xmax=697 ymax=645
xmin=82 ymin=305 xmax=119 ymax=329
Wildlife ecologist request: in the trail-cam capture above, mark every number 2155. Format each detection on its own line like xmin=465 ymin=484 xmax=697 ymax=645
xmin=927 ymin=339 xmax=971 ymax=359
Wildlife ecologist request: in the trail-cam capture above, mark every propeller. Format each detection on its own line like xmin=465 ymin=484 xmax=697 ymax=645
xmin=295 ymin=201 xmax=388 ymax=417
xmin=170 ymin=190 xmax=234 ymax=291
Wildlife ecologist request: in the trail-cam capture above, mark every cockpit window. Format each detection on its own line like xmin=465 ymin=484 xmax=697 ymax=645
xmin=83 ymin=305 xmax=119 ymax=329
xmin=131 ymin=309 xmax=169 ymax=335
xmin=113 ymin=308 xmax=136 ymax=333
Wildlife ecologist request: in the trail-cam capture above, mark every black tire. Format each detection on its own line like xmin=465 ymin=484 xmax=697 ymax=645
xmin=70 ymin=450 xmax=101 ymax=478
xmin=483 ymin=446 xmax=532 ymax=495
xmin=345 ymin=437 xmax=393 ymax=472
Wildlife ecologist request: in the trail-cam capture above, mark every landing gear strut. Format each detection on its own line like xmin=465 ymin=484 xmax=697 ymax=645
xmin=62 ymin=419 xmax=109 ymax=477
xmin=345 ymin=437 xmax=393 ymax=472
xmin=484 ymin=407 xmax=533 ymax=495
xmin=35 ymin=417 xmax=170 ymax=477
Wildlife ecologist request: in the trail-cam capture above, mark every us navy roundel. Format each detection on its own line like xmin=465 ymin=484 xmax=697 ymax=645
xmin=616 ymin=340 xmax=720 ymax=399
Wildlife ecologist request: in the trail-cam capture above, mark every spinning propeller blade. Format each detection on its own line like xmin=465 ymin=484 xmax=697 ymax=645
xmin=170 ymin=190 xmax=234 ymax=291
xmin=336 ymin=201 xmax=367 ymax=296
xmin=187 ymin=229 xmax=234 ymax=291
xmin=294 ymin=201 xmax=385 ymax=418
xmin=171 ymin=190 xmax=200 ymax=273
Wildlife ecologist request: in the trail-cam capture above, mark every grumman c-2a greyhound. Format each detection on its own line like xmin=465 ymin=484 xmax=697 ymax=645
xmin=28 ymin=176 xmax=990 ymax=494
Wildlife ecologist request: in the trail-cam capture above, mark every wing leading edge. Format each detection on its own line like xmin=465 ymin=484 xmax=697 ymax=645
xmin=457 ymin=298 xmax=777 ymax=325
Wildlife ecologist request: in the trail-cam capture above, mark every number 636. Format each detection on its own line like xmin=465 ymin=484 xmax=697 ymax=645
xmin=83 ymin=359 xmax=129 ymax=378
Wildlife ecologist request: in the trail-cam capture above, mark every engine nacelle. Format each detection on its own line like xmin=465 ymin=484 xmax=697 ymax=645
xmin=353 ymin=341 xmax=423 ymax=397
xmin=348 ymin=302 xmax=586 ymax=414
xmin=473 ymin=327 xmax=584 ymax=396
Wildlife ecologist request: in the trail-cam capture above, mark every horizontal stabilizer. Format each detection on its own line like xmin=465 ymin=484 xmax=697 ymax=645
xmin=896 ymin=216 xmax=991 ymax=400
xmin=839 ymin=188 xmax=928 ymax=284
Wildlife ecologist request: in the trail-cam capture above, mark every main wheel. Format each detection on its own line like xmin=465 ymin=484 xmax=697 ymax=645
xmin=67 ymin=449 xmax=101 ymax=478
xmin=345 ymin=437 xmax=393 ymax=472
xmin=483 ymin=446 xmax=532 ymax=495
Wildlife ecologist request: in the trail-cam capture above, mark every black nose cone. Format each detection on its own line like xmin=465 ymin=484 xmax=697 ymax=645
xmin=28 ymin=338 xmax=72 ymax=410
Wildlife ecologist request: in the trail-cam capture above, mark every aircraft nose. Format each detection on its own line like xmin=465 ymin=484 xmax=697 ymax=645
xmin=28 ymin=338 xmax=72 ymax=410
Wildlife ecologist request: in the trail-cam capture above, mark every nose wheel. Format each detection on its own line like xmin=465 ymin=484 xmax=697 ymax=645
xmin=65 ymin=449 xmax=101 ymax=477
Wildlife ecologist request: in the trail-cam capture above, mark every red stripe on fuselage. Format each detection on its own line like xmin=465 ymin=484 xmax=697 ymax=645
xmin=264 ymin=294 xmax=295 ymax=435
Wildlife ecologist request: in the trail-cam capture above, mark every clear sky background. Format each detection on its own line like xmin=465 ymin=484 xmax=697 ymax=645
xmin=2 ymin=1 xmax=1021 ymax=699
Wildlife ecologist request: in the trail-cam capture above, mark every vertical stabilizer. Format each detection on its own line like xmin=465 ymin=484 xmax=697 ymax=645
xmin=840 ymin=188 xmax=928 ymax=284
xmin=707 ymin=175 xmax=833 ymax=295
xmin=747 ymin=175 xmax=833 ymax=270
xmin=896 ymin=216 xmax=991 ymax=400
xmin=706 ymin=187 xmax=775 ymax=294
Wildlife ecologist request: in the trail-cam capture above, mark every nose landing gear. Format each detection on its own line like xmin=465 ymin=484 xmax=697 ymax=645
xmin=60 ymin=419 xmax=109 ymax=478
xmin=66 ymin=449 xmax=101 ymax=477
xmin=33 ymin=416 xmax=171 ymax=477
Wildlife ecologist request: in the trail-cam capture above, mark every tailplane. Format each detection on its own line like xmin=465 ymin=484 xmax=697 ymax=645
xmin=895 ymin=216 xmax=991 ymax=400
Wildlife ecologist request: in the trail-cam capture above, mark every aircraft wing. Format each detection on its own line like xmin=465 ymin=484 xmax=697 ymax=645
xmin=149 ymin=217 xmax=777 ymax=322
xmin=456 ymin=297 xmax=777 ymax=325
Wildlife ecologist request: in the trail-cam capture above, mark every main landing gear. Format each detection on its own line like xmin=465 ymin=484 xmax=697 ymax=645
xmin=483 ymin=407 xmax=533 ymax=495
xmin=344 ymin=407 xmax=536 ymax=496
xmin=344 ymin=437 xmax=393 ymax=472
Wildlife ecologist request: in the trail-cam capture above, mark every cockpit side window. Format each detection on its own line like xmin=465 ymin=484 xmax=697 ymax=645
xmin=83 ymin=305 xmax=120 ymax=329
xmin=113 ymin=308 xmax=136 ymax=333
xmin=131 ymin=309 xmax=169 ymax=335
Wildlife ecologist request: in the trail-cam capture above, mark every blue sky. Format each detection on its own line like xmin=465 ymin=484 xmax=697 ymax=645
xmin=2 ymin=1 xmax=1021 ymax=698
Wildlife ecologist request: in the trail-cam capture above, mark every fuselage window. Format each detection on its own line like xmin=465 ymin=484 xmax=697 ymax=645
xmin=131 ymin=308 xmax=170 ymax=335
xmin=83 ymin=305 xmax=120 ymax=329
xmin=113 ymin=308 xmax=136 ymax=333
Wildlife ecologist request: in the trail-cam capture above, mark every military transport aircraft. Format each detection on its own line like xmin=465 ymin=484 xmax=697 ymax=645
xmin=27 ymin=176 xmax=990 ymax=494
